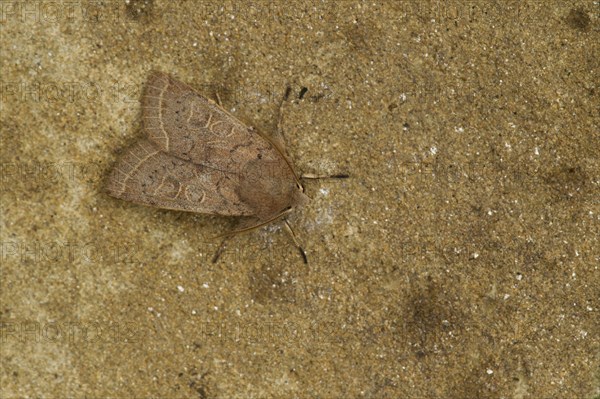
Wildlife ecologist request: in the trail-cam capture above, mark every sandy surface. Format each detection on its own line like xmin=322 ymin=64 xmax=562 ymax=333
xmin=1 ymin=1 xmax=598 ymax=398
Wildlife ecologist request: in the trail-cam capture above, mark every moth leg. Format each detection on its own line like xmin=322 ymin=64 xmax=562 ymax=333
xmin=283 ymin=219 xmax=308 ymax=264
xmin=211 ymin=236 xmax=231 ymax=263
xmin=211 ymin=216 xmax=262 ymax=263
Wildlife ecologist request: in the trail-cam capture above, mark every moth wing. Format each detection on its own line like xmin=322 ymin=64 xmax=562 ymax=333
xmin=141 ymin=71 xmax=294 ymax=179
xmin=106 ymin=139 xmax=255 ymax=216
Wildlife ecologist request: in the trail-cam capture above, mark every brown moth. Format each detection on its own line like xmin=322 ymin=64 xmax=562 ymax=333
xmin=106 ymin=71 xmax=344 ymax=263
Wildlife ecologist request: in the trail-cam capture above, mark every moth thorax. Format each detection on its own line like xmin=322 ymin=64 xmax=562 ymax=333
xmin=291 ymin=189 xmax=310 ymax=208
xmin=238 ymin=159 xmax=300 ymax=216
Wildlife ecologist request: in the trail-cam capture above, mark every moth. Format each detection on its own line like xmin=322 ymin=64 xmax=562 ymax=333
xmin=106 ymin=71 xmax=346 ymax=263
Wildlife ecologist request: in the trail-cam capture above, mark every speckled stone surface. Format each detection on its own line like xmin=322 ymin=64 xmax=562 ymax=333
xmin=1 ymin=1 xmax=598 ymax=398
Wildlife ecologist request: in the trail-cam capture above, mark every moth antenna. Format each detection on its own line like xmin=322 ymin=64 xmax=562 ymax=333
xmin=283 ymin=86 xmax=292 ymax=101
xmin=276 ymin=87 xmax=290 ymax=145
xmin=298 ymin=87 xmax=308 ymax=100
xmin=301 ymin=173 xmax=350 ymax=179
xmin=214 ymin=91 xmax=223 ymax=107
xmin=271 ymin=85 xmax=303 ymax=189
xmin=284 ymin=219 xmax=308 ymax=264
xmin=212 ymin=207 xmax=294 ymax=239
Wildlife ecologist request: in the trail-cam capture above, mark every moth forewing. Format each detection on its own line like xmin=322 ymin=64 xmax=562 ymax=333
xmin=107 ymin=71 xmax=306 ymax=224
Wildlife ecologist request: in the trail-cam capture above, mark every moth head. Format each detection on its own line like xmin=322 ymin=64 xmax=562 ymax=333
xmin=292 ymin=184 xmax=310 ymax=208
